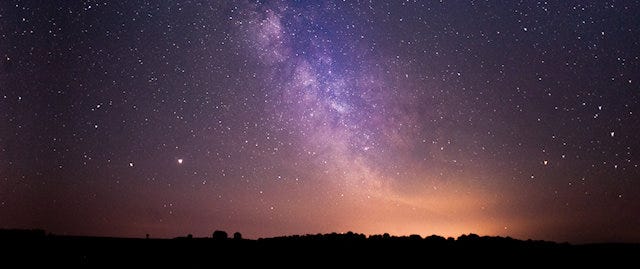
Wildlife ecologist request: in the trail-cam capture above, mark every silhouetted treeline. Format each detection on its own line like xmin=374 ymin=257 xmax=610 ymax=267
xmin=0 ymin=228 xmax=46 ymax=239
xmin=1 ymin=229 xmax=637 ymax=267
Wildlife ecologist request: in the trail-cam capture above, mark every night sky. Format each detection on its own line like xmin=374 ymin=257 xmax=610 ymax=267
xmin=1 ymin=1 xmax=639 ymax=243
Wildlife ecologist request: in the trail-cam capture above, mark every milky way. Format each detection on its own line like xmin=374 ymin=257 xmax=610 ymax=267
xmin=1 ymin=1 xmax=639 ymax=243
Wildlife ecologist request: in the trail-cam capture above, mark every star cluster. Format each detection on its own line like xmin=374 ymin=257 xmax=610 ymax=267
xmin=1 ymin=1 xmax=638 ymax=243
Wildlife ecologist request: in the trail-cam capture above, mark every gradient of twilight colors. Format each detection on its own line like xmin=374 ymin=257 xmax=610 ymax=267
xmin=1 ymin=1 xmax=639 ymax=243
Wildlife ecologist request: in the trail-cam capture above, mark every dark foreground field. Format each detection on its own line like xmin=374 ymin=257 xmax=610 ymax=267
xmin=2 ymin=229 xmax=637 ymax=267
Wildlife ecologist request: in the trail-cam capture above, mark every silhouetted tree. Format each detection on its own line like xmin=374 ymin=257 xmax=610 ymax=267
xmin=458 ymin=233 xmax=480 ymax=241
xmin=409 ymin=234 xmax=422 ymax=240
xmin=425 ymin=235 xmax=446 ymax=243
xmin=212 ymin=230 xmax=228 ymax=240
xmin=233 ymin=232 xmax=242 ymax=240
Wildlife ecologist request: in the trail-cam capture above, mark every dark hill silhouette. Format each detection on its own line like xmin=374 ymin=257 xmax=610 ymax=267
xmin=1 ymin=229 xmax=637 ymax=267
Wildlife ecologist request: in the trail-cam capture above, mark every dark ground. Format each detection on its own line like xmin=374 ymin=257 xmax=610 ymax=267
xmin=2 ymin=229 xmax=637 ymax=267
